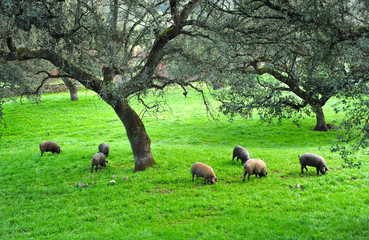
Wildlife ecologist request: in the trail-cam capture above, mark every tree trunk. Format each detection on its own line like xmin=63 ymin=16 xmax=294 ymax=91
xmin=113 ymin=100 xmax=156 ymax=171
xmin=313 ymin=107 xmax=327 ymax=131
xmin=62 ymin=77 xmax=79 ymax=101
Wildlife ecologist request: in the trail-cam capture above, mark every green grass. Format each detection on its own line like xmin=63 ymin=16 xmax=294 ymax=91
xmin=1 ymin=88 xmax=368 ymax=239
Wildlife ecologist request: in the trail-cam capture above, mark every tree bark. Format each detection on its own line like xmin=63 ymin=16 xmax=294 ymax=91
xmin=313 ymin=107 xmax=327 ymax=131
xmin=113 ymin=100 xmax=156 ymax=171
xmin=62 ymin=77 xmax=79 ymax=101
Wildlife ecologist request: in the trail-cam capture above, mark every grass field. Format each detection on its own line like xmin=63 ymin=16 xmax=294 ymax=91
xmin=1 ymin=88 xmax=368 ymax=239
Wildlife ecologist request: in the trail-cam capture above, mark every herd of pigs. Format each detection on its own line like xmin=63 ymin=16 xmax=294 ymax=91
xmin=39 ymin=141 xmax=329 ymax=185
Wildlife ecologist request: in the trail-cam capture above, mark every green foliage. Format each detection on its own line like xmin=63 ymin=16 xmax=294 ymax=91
xmin=331 ymin=94 xmax=369 ymax=169
xmin=1 ymin=89 xmax=368 ymax=239
xmin=208 ymin=0 xmax=369 ymax=131
xmin=214 ymin=73 xmax=310 ymax=123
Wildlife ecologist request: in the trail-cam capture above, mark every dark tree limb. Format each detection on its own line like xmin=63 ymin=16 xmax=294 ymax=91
xmin=2 ymin=47 xmax=102 ymax=93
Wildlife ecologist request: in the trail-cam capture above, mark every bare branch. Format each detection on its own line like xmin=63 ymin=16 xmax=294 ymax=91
xmin=186 ymin=82 xmax=216 ymax=120
xmin=36 ymin=70 xmax=70 ymax=79
xmin=181 ymin=30 xmax=212 ymax=40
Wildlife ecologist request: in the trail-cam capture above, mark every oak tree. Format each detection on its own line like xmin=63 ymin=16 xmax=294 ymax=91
xmin=209 ymin=0 xmax=369 ymax=131
xmin=0 ymin=0 xmax=214 ymax=171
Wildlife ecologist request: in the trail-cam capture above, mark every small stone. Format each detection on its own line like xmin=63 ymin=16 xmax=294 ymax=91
xmin=77 ymin=183 xmax=88 ymax=188
xmin=109 ymin=180 xmax=116 ymax=184
xmin=121 ymin=176 xmax=128 ymax=180
xmin=88 ymin=174 xmax=94 ymax=179
xmin=288 ymin=185 xmax=293 ymax=189
xmin=296 ymin=183 xmax=301 ymax=188
xmin=112 ymin=175 xmax=118 ymax=178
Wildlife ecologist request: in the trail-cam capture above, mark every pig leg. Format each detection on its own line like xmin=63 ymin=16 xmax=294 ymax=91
xmin=242 ymin=172 xmax=247 ymax=182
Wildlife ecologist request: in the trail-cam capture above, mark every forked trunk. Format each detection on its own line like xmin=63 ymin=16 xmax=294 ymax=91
xmin=313 ymin=107 xmax=327 ymax=131
xmin=113 ymin=100 xmax=156 ymax=171
xmin=62 ymin=77 xmax=79 ymax=101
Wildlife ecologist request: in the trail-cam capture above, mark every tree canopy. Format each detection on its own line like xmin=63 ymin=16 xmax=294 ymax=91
xmin=208 ymin=0 xmax=369 ymax=131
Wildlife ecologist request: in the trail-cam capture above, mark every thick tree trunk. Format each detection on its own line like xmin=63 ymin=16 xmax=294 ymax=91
xmin=62 ymin=77 xmax=79 ymax=101
xmin=313 ymin=107 xmax=327 ymax=131
xmin=113 ymin=100 xmax=156 ymax=171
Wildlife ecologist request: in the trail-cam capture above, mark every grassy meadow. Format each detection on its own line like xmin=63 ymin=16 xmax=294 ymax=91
xmin=1 ymin=88 xmax=369 ymax=239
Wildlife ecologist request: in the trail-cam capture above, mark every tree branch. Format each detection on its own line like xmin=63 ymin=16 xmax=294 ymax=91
xmin=170 ymin=0 xmax=180 ymax=24
xmin=179 ymin=0 xmax=202 ymax=22
xmin=1 ymin=47 xmax=102 ymax=93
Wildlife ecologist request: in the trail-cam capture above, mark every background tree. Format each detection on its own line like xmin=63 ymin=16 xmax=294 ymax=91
xmin=61 ymin=77 xmax=79 ymax=101
xmin=0 ymin=1 xmax=76 ymax=100
xmin=208 ymin=0 xmax=369 ymax=131
xmin=0 ymin=0 xmax=217 ymax=171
